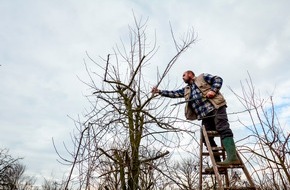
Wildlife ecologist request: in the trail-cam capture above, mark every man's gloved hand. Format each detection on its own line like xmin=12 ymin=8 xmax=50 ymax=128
xmin=206 ymin=90 xmax=216 ymax=99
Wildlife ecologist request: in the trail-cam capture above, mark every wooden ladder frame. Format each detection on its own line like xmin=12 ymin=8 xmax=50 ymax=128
xmin=199 ymin=125 xmax=256 ymax=190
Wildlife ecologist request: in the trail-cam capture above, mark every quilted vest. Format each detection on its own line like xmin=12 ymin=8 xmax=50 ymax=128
xmin=184 ymin=74 xmax=227 ymax=120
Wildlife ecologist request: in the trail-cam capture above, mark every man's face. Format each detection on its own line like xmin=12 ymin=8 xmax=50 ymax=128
xmin=183 ymin=72 xmax=191 ymax=83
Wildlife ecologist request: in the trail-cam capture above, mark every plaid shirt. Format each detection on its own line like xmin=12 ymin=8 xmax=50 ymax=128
xmin=159 ymin=73 xmax=223 ymax=120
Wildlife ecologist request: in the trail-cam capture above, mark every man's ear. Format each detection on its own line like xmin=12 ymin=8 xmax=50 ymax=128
xmin=189 ymin=73 xmax=194 ymax=79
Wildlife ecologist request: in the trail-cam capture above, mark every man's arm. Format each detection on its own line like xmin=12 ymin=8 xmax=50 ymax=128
xmin=203 ymin=73 xmax=223 ymax=93
xmin=151 ymin=87 xmax=185 ymax=98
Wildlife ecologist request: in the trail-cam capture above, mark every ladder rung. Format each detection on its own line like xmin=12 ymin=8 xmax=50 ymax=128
xmin=207 ymin=130 xmax=220 ymax=137
xmin=212 ymin=147 xmax=224 ymax=151
xmin=202 ymin=152 xmax=223 ymax=156
xmin=202 ymin=169 xmax=227 ymax=175
xmin=217 ymin=164 xmax=244 ymax=169
xmin=202 ymin=147 xmax=224 ymax=152
xmin=224 ymin=187 xmax=256 ymax=190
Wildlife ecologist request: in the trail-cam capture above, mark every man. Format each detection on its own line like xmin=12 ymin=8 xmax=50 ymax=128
xmin=151 ymin=70 xmax=239 ymax=165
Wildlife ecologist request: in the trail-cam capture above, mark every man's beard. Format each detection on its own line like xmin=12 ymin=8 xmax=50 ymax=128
xmin=184 ymin=78 xmax=194 ymax=84
xmin=183 ymin=79 xmax=190 ymax=84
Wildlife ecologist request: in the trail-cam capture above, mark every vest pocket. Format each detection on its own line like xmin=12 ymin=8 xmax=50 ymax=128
xmin=185 ymin=103 xmax=197 ymax=120
xmin=210 ymin=93 xmax=226 ymax=107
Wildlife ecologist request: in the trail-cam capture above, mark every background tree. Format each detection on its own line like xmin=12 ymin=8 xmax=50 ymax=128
xmin=0 ymin=148 xmax=36 ymax=190
xmin=230 ymin=73 xmax=290 ymax=190
xmin=56 ymin=15 xmax=198 ymax=190
xmin=41 ymin=178 xmax=67 ymax=190
xmin=164 ymin=157 xmax=199 ymax=190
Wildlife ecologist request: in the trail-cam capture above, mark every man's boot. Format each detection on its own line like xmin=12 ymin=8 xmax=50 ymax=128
xmin=217 ymin=137 xmax=240 ymax=165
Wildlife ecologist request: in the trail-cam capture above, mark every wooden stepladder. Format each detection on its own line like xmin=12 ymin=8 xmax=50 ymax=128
xmin=199 ymin=125 xmax=256 ymax=190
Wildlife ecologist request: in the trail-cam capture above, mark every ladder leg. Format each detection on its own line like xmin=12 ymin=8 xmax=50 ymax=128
xmin=199 ymin=127 xmax=203 ymax=190
xmin=202 ymin=125 xmax=224 ymax=189
xmin=236 ymin=152 xmax=256 ymax=188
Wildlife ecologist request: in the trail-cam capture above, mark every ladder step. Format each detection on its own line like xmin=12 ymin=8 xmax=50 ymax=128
xmin=207 ymin=130 xmax=220 ymax=137
xmin=202 ymin=147 xmax=224 ymax=156
xmin=217 ymin=164 xmax=244 ymax=169
xmin=202 ymin=152 xmax=223 ymax=156
xmin=224 ymin=187 xmax=256 ymax=190
xmin=212 ymin=147 xmax=224 ymax=151
xmin=202 ymin=164 xmax=244 ymax=175
xmin=202 ymin=168 xmax=227 ymax=175
xmin=202 ymin=171 xmax=227 ymax=175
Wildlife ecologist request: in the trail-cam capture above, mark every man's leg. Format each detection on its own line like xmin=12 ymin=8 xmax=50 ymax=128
xmin=214 ymin=106 xmax=239 ymax=164
xmin=202 ymin=111 xmax=221 ymax=162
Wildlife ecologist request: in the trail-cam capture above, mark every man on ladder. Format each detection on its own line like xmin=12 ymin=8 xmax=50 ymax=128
xmin=151 ymin=70 xmax=239 ymax=165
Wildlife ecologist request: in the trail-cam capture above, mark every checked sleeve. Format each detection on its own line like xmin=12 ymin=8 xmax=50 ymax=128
xmin=203 ymin=73 xmax=223 ymax=93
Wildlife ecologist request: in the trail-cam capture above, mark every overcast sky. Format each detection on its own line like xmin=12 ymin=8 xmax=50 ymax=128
xmin=1 ymin=0 xmax=290 ymax=184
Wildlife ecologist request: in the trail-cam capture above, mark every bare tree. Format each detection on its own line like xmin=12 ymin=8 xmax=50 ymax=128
xmin=0 ymin=148 xmax=20 ymax=190
xmin=56 ymin=15 xmax=197 ymax=190
xmin=230 ymin=73 xmax=290 ymax=190
xmin=41 ymin=178 xmax=67 ymax=190
xmin=166 ymin=157 xmax=199 ymax=190
xmin=0 ymin=148 xmax=36 ymax=190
